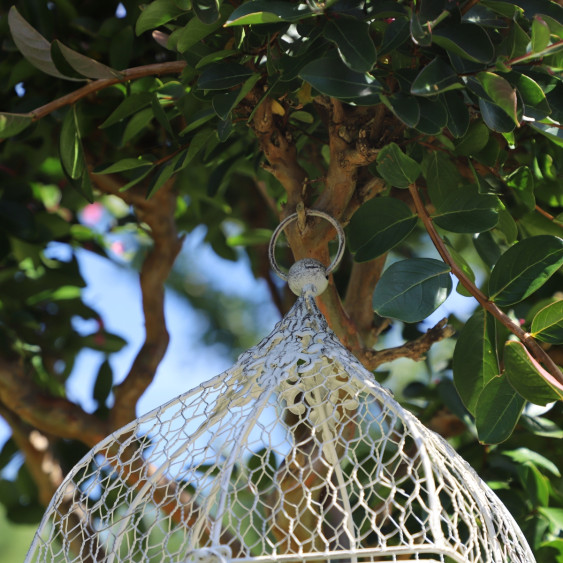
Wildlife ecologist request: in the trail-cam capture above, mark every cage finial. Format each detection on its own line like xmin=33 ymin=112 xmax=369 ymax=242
xmin=268 ymin=209 xmax=345 ymax=296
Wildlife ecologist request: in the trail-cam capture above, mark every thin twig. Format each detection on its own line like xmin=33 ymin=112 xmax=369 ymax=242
xmin=535 ymin=204 xmax=559 ymax=223
xmin=29 ymin=61 xmax=187 ymax=121
xmin=409 ymin=182 xmax=563 ymax=384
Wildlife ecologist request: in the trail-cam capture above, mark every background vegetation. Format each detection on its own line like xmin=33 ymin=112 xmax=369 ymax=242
xmin=0 ymin=0 xmax=562 ymax=560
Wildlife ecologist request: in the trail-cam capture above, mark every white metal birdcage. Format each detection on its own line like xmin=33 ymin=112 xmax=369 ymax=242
xmin=26 ymin=212 xmax=535 ymax=563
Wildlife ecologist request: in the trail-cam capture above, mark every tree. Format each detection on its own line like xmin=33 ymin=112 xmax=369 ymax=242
xmin=1 ymin=0 xmax=562 ymax=559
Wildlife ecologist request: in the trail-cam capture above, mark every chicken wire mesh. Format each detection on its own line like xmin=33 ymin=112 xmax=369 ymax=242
xmin=26 ymin=212 xmax=535 ymax=563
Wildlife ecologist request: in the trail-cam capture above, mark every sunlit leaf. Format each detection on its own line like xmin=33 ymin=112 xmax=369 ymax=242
xmin=477 ymin=71 xmax=519 ymax=125
xmin=505 ymin=166 xmax=535 ymax=210
xmin=531 ymin=300 xmax=563 ymax=344
xmin=226 ymin=1 xmax=317 ymax=26
xmin=136 ymin=0 xmax=187 ymax=35
xmin=504 ymin=340 xmax=563 ymax=405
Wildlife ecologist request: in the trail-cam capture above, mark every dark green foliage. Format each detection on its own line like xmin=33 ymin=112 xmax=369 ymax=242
xmin=0 ymin=0 xmax=562 ymax=555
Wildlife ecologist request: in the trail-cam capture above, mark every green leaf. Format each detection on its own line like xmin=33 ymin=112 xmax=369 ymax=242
xmin=53 ymin=40 xmax=120 ymax=80
xmin=411 ymin=58 xmax=462 ymax=96
xmin=443 ymin=91 xmax=470 ymax=138
xmin=518 ymin=462 xmax=550 ymax=507
xmin=376 ymin=143 xmax=421 ymax=188
xmin=172 ymin=10 xmax=228 ymax=52
xmin=60 ymin=107 xmax=84 ymax=180
xmin=454 ymin=121 xmax=490 ymax=156
xmin=193 ymin=0 xmax=220 ymax=24
xmin=299 ymin=56 xmax=382 ymax=103
xmin=423 ymin=151 xmax=462 ymax=203
xmin=0 ymin=112 xmax=33 ymax=139
xmin=520 ymin=414 xmax=563 ymax=437
xmin=504 ymin=340 xmax=563 ymax=405
xmin=475 ymin=374 xmax=525 ymax=444
xmin=414 ymin=97 xmax=448 ymax=134
xmin=226 ymin=1 xmax=317 ymax=26
xmin=380 ymin=93 xmax=420 ymax=128
xmin=509 ymin=72 xmax=551 ymax=121
xmin=122 ymin=108 xmax=154 ymax=144
xmin=198 ymin=63 xmax=254 ymax=90
xmin=178 ymin=128 xmax=215 ymax=170
xmin=477 ymin=72 xmax=518 ymax=125
xmin=348 ymin=198 xmax=417 ymax=261
xmin=495 ymin=208 xmax=518 ymax=244
xmin=211 ymin=74 xmax=260 ymax=120
xmin=146 ymin=154 xmax=182 ymax=198
xmin=446 ymin=243 xmax=476 ymax=297
xmin=531 ymin=300 xmax=563 ymax=344
xmin=530 ymin=120 xmax=563 ymax=148
xmin=99 ymin=92 xmax=153 ymax=129
xmin=93 ymin=359 xmax=113 ymax=405
xmin=151 ymin=93 xmax=175 ymax=140
xmin=136 ymin=0 xmax=186 ymax=35
xmin=8 ymin=7 xmax=82 ymax=80
xmin=504 ymin=448 xmax=561 ymax=477
xmin=433 ymin=23 xmax=494 ymax=63
xmin=372 ymin=258 xmax=452 ymax=323
xmin=505 ymin=166 xmax=535 ymax=210
xmin=479 ymin=99 xmax=517 ymax=133
xmin=325 ymin=16 xmax=377 ymax=73
xmin=488 ymin=235 xmax=563 ymax=306
xmin=532 ymin=15 xmax=551 ymax=53
xmin=93 ymin=158 xmax=154 ymax=175
xmin=453 ymin=309 xmax=499 ymax=413
xmin=538 ymin=508 xmax=563 ymax=531
xmin=432 ymin=188 xmax=499 ymax=233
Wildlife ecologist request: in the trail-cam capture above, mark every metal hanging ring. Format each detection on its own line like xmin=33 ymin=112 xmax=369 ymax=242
xmin=268 ymin=209 xmax=346 ymax=281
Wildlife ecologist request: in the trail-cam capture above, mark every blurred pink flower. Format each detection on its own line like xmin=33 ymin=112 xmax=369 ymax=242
xmin=81 ymin=202 xmax=104 ymax=226
xmin=110 ymin=240 xmax=126 ymax=256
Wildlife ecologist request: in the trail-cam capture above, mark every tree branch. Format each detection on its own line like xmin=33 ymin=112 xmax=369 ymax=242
xmin=92 ymin=173 xmax=184 ymax=429
xmin=362 ymin=319 xmax=455 ymax=370
xmin=344 ymin=256 xmax=387 ymax=348
xmin=0 ymin=358 xmax=109 ymax=445
xmin=250 ymin=95 xmax=308 ymax=211
xmin=409 ymin=182 xmax=563 ymax=384
xmin=29 ymin=61 xmax=187 ymax=122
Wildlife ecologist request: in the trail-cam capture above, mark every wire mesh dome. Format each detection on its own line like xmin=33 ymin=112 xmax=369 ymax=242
xmin=26 ymin=213 xmax=534 ymax=563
